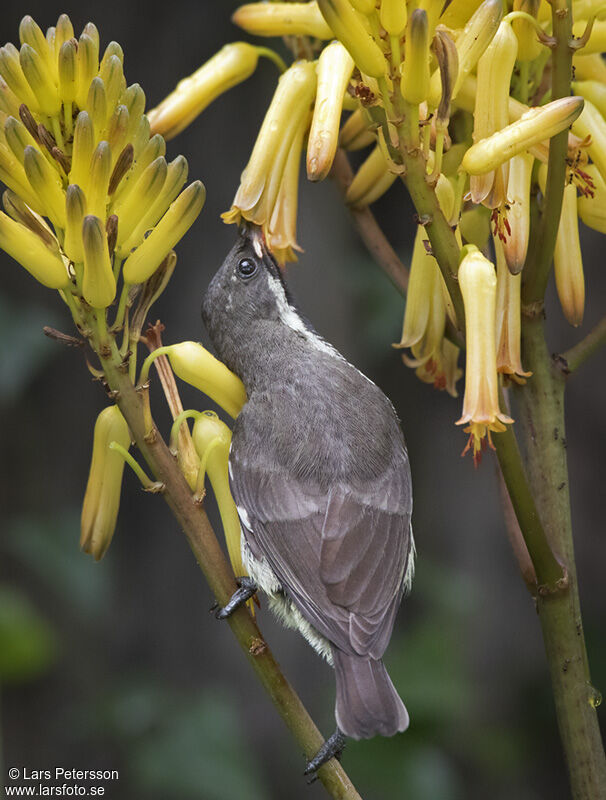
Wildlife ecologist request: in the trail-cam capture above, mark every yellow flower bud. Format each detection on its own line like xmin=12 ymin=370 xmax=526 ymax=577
xmin=2 ymin=188 xmax=55 ymax=247
xmin=350 ymin=0 xmax=375 ymax=14
xmin=19 ymin=16 xmax=54 ymax=78
xmin=64 ymin=184 xmax=86 ymax=263
xmin=554 ymin=181 xmax=585 ymax=327
xmin=512 ymin=0 xmax=543 ymax=61
xmin=307 ymin=42 xmax=354 ymax=182
xmin=456 ymin=246 xmax=512 ymax=465
xmin=577 ymin=164 xmax=606 ymax=233
xmin=111 ymin=133 xmax=165 ymax=205
xmin=400 ymin=10 xmax=430 ymax=106
xmin=122 ymin=84 xmax=146 ymax=144
xmin=85 ymin=76 xmax=107 ymax=136
xmin=430 ymin=0 xmax=503 ymax=106
xmin=55 ymin=14 xmax=75 ymax=53
xmin=114 ymin=156 xmax=168 ymax=252
xmin=70 ymin=111 xmax=95 ymax=191
xmin=439 ymin=0 xmax=483 ymax=28
xmin=345 ymin=144 xmax=396 ymax=207
xmin=192 ymin=411 xmax=249 ymax=581
xmin=232 ymin=2 xmax=333 ymax=38
xmin=571 ymin=99 xmax=606 ymax=186
xmin=58 ymin=40 xmax=77 ymax=105
xmin=0 ymin=76 xmax=21 ymax=117
xmin=19 ymin=43 xmax=61 ymax=117
xmin=573 ymin=53 xmax=606 ymax=84
xmin=105 ymin=104 xmax=130 ymax=162
xmin=223 ymin=61 xmax=316 ymax=236
xmin=75 ymin=33 xmax=99 ymax=111
xmin=470 ymin=20 xmax=518 ymax=205
xmin=148 ymin=43 xmax=260 ymax=140
xmin=494 ymin=235 xmax=531 ymax=382
xmin=0 ymin=44 xmax=39 ymax=111
xmin=4 ymin=115 xmax=39 ymax=164
xmin=0 ymin=141 xmax=44 ymax=213
xmin=82 ymin=214 xmax=116 ymax=308
xmin=81 ymin=405 xmax=131 ymax=561
xmin=167 ymin=341 xmax=246 ymax=419
xmin=122 ymin=180 xmax=205 ymax=284
xmin=0 ymin=208 xmax=68 ymax=288
xmin=120 ymin=155 xmax=188 ymax=256
xmin=460 ymin=205 xmax=491 ymax=249
xmin=380 ymin=0 xmax=407 ymax=36
xmin=317 ymin=0 xmax=386 ymax=78
xmin=572 ymin=80 xmax=606 ymax=122
xmin=23 ymin=144 xmax=67 ymax=229
xmin=339 ymin=108 xmax=375 ymax=150
xmin=86 ymin=140 xmax=112 ymax=221
xmin=503 ymin=152 xmax=533 ymax=273
xmin=98 ymin=54 xmax=126 ymax=121
xmin=462 ymin=96 xmax=584 ymax=175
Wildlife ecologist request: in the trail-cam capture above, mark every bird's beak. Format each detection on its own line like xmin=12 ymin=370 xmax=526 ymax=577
xmin=238 ymin=221 xmax=267 ymax=258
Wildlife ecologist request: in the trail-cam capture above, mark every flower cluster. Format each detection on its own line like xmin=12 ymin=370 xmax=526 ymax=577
xmin=142 ymin=0 xmax=604 ymax=461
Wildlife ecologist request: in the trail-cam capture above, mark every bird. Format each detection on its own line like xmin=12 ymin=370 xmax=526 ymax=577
xmin=201 ymin=223 xmax=414 ymax=774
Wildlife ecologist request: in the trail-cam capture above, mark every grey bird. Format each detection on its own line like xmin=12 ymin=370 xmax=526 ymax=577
xmin=202 ymin=224 xmax=414 ymax=773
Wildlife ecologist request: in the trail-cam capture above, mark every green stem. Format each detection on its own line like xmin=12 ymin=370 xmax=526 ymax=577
xmin=558 ymin=315 xmax=606 ymax=374
xmin=92 ymin=333 xmax=362 ymax=800
xmin=513 ymin=316 xmax=606 ymax=799
xmin=109 ymin=441 xmax=159 ymax=490
xmin=254 ymin=46 xmax=288 ymax=74
xmin=521 ymin=0 xmax=573 ymax=307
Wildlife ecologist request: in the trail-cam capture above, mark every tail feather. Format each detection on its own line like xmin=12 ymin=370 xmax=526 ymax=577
xmin=333 ymin=649 xmax=409 ymax=740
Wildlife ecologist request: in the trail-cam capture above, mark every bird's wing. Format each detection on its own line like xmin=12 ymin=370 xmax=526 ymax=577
xmin=230 ymin=455 xmax=412 ymax=659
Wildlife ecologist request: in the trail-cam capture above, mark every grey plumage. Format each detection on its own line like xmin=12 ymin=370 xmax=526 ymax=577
xmin=202 ymin=226 xmax=413 ymax=741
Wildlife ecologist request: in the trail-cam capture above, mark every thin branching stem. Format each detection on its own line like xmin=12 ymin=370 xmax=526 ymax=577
xmin=558 ymin=315 xmax=606 ymax=374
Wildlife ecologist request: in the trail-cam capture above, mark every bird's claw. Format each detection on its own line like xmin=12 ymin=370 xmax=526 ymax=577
xmin=214 ymin=577 xmax=258 ymax=619
xmin=303 ymin=729 xmax=346 ymax=778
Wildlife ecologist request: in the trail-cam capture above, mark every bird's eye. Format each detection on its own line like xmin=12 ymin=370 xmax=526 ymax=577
xmin=237 ymin=258 xmax=258 ymax=279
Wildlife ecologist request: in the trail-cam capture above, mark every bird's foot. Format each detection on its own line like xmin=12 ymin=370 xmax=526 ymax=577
xmin=214 ymin=577 xmax=258 ymax=619
xmin=304 ymin=728 xmax=347 ymax=780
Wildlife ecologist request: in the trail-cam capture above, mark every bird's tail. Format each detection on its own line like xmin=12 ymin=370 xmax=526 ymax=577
xmin=333 ymin=650 xmax=409 ymax=740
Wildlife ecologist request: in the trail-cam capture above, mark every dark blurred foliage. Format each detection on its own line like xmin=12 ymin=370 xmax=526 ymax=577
xmin=0 ymin=3 xmax=605 ymax=799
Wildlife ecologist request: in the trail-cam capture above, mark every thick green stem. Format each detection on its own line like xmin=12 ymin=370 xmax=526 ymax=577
xmin=522 ymin=0 xmax=573 ymax=307
xmin=94 ymin=345 xmax=361 ymax=800
xmin=513 ymin=317 xmax=606 ymax=799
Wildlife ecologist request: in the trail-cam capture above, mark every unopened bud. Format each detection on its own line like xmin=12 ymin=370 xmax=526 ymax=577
xmin=401 ymin=10 xmax=430 ymax=106
xmin=148 ymin=43 xmax=260 ymax=140
xmin=512 ymin=0 xmax=543 ymax=61
xmin=307 ymin=41 xmax=354 ymax=182
xmin=86 ymin=140 xmax=112 ymax=221
xmin=462 ymin=96 xmax=584 ymax=175
xmin=339 ymin=108 xmax=374 ymax=150
xmin=64 ymin=183 xmax=86 ymax=263
xmin=345 ymin=145 xmax=396 ymax=207
xmin=460 ymin=205 xmax=491 ymax=249
xmin=105 ymin=104 xmax=130 ymax=162
xmin=503 ymin=152 xmax=533 ymax=273
xmin=55 ymin=14 xmax=75 ymax=55
xmin=122 ymin=84 xmax=146 ymax=144
xmin=577 ymin=164 xmax=606 ymax=233
xmin=19 ymin=16 xmax=54 ymax=77
xmin=98 ymin=54 xmax=126 ymax=120
xmin=81 ymin=406 xmax=131 ymax=561
xmin=58 ymin=40 xmax=77 ymax=105
xmin=111 ymin=133 xmax=165 ymax=205
xmin=0 ymin=208 xmax=67 ymax=288
xmin=494 ymin=235 xmax=531 ymax=381
xmin=114 ymin=156 xmax=168 ymax=251
xmin=380 ymin=0 xmax=408 ymax=36
xmin=317 ymin=0 xmax=386 ymax=78
xmin=572 ymin=80 xmax=606 ymax=121
xmin=123 ymin=181 xmax=205 ymax=284
xmin=85 ymin=76 xmax=107 ymax=135
xmin=572 ymin=99 xmax=606 ymax=185
xmin=4 ymin=114 xmax=39 ymax=162
xmin=2 ymin=188 xmax=56 ymax=247
xmin=167 ymin=341 xmax=246 ymax=419
xmin=0 ymin=44 xmax=39 ymax=111
xmin=19 ymin=43 xmax=61 ymax=116
xmin=70 ymin=111 xmax=95 ymax=190
xmin=82 ymin=214 xmax=116 ymax=308
xmin=232 ymin=2 xmax=333 ymax=38
xmin=23 ymin=144 xmax=67 ymax=228
xmin=75 ymin=33 xmax=99 ymax=110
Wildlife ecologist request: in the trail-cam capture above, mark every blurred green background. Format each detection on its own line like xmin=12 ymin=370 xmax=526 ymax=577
xmin=0 ymin=3 xmax=604 ymax=799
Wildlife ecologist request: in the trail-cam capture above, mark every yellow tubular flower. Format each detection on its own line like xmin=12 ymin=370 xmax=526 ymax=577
xmin=81 ymin=406 xmax=131 ymax=561
xmin=58 ymin=40 xmax=77 ymax=106
xmin=439 ymin=0 xmax=483 ymax=28
xmin=86 ymin=140 xmax=112 ymax=221
xmin=82 ymin=214 xmax=116 ymax=308
xmin=578 ymin=164 xmax=606 ymax=233
xmin=0 ymin=44 xmax=39 ymax=111
xmin=123 ymin=181 xmax=206 ymax=284
xmin=554 ymin=182 xmax=585 ymax=327
xmin=380 ymin=0 xmax=407 ymax=36
xmin=317 ymin=0 xmax=386 ymax=78
xmin=512 ymin=0 xmax=543 ymax=61
xmin=0 ymin=208 xmax=67 ymax=288
xmin=572 ymin=99 xmax=606 ymax=185
xmin=223 ymin=61 xmax=316 ymax=238
xmin=503 ymin=152 xmax=533 ymax=273
xmin=460 ymin=205 xmax=492 ymax=249
xmin=147 ymin=43 xmax=261 ymax=140
xmin=462 ymin=96 xmax=584 ymax=175
xmin=430 ymin=0 xmax=503 ymax=106
xmin=573 ymin=81 xmax=606 ymax=118
xmin=2 ymin=189 xmax=55 ymax=247
xmin=339 ymin=108 xmax=375 ymax=150
xmin=20 ymin=43 xmax=61 ymax=117
xmin=192 ymin=411 xmax=250 ymax=584
xmin=268 ymin=122 xmax=305 ymax=265
xmin=167 ymin=341 xmax=246 ymax=419
xmin=75 ymin=33 xmax=99 ymax=111
xmin=494 ymin=235 xmax=531 ymax=382
xmin=23 ymin=145 xmax=66 ymax=229
xmin=232 ymin=2 xmax=333 ymax=38
xmin=470 ymin=20 xmax=518 ymax=206
xmin=64 ymin=184 xmax=86 ymax=263
xmin=573 ymin=53 xmax=606 ymax=83
xmin=114 ymin=157 xmax=168 ymax=253
xmin=400 ymin=10 xmax=430 ymax=106
xmin=345 ymin=144 xmax=396 ymax=207
xmin=307 ymin=42 xmax=354 ymax=182
xmin=69 ymin=111 xmax=95 ymax=190
xmin=456 ymin=246 xmax=513 ymax=465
